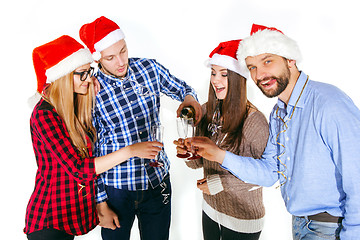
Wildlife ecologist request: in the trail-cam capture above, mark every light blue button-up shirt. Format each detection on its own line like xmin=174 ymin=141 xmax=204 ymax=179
xmin=222 ymin=71 xmax=360 ymax=238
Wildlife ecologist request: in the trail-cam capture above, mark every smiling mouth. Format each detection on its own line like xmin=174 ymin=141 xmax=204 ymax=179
xmin=215 ymin=86 xmax=225 ymax=92
xmin=259 ymin=78 xmax=277 ymax=88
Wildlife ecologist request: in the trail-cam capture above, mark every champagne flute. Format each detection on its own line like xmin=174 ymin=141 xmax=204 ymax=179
xmin=149 ymin=123 xmax=164 ymax=167
xmin=176 ymin=118 xmax=191 ymax=158
xmin=186 ymin=118 xmax=201 ymax=160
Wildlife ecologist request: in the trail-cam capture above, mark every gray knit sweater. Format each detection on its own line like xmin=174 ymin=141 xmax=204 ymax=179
xmin=186 ymin=109 xmax=269 ymax=231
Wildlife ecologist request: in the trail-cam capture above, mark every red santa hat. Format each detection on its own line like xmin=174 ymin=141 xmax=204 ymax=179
xmin=205 ymin=39 xmax=247 ymax=77
xmin=79 ymin=16 xmax=125 ymax=60
xmin=237 ymin=24 xmax=302 ymax=73
xmin=30 ymin=35 xmax=93 ymax=105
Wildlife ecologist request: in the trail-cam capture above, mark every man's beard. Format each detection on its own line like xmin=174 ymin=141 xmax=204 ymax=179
xmin=256 ymin=67 xmax=290 ymax=98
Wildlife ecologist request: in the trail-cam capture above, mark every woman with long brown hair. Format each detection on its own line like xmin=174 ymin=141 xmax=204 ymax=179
xmin=24 ymin=35 xmax=162 ymax=240
xmin=175 ymin=40 xmax=269 ymax=240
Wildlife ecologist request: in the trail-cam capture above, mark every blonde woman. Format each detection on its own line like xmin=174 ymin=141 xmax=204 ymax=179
xmin=24 ymin=35 xmax=162 ymax=240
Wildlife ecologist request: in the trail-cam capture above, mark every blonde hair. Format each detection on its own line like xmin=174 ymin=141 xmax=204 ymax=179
xmin=43 ymin=72 xmax=96 ymax=157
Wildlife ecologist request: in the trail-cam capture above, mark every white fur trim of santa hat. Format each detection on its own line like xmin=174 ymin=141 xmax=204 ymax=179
xmin=237 ymin=28 xmax=302 ymax=73
xmin=46 ymin=48 xmax=93 ymax=83
xmin=205 ymin=53 xmax=248 ymax=77
xmin=94 ymin=28 xmax=125 ymax=53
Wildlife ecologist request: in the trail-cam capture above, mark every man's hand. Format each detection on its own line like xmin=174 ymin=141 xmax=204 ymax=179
xmin=176 ymin=95 xmax=202 ymax=124
xmin=186 ymin=137 xmax=226 ymax=164
xmin=96 ymin=202 xmax=120 ymax=230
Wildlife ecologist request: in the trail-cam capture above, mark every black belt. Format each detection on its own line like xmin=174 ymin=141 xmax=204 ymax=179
xmin=299 ymin=212 xmax=343 ymax=223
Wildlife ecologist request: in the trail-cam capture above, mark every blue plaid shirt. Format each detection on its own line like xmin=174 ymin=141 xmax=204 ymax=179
xmin=93 ymin=58 xmax=197 ymax=203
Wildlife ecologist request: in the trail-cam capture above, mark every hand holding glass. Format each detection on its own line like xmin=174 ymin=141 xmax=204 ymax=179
xmin=186 ymin=119 xmax=201 ymax=160
xmin=149 ymin=124 xmax=164 ymax=167
xmin=176 ymin=118 xmax=191 ymax=158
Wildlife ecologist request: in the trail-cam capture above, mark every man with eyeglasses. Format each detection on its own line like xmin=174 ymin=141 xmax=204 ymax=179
xmin=79 ymin=16 xmax=201 ymax=240
xmin=190 ymin=24 xmax=360 ymax=239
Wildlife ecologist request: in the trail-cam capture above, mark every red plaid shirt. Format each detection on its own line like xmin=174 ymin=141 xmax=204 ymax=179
xmin=24 ymin=99 xmax=99 ymax=236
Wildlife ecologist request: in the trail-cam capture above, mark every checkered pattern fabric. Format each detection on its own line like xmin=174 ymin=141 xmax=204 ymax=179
xmin=94 ymin=58 xmax=197 ymax=202
xmin=24 ymin=99 xmax=98 ymax=235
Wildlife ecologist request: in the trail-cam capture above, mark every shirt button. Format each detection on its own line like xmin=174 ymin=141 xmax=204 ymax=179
xmin=287 ymin=157 xmax=290 ymax=161
xmin=287 ymin=197 xmax=290 ymax=201
xmin=286 ymin=137 xmax=289 ymax=141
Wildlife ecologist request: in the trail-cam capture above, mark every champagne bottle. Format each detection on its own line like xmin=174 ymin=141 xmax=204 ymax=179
xmin=180 ymin=106 xmax=195 ymax=120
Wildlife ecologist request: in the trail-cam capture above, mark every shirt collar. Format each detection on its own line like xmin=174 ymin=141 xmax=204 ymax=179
xmin=277 ymin=71 xmax=308 ymax=111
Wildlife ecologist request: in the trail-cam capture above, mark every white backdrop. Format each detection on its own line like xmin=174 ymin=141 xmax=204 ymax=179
xmin=1 ymin=0 xmax=359 ymax=239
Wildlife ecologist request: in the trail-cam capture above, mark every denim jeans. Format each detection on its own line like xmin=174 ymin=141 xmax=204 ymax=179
xmin=101 ymin=175 xmax=171 ymax=240
xmin=292 ymin=216 xmax=343 ymax=240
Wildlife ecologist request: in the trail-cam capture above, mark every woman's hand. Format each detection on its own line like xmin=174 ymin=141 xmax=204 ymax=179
xmin=173 ymin=138 xmax=188 ymax=155
xmin=129 ymin=141 xmax=163 ymax=159
xmin=185 ymin=137 xmax=226 ymax=164
xmin=92 ymin=76 xmax=101 ymax=95
xmin=95 ymin=141 xmax=163 ymax=174
xmin=96 ymin=202 xmax=120 ymax=230
xmin=197 ymin=178 xmax=210 ymax=195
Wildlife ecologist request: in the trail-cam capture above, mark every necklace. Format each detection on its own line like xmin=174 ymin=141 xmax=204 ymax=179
xmin=275 ymin=75 xmax=309 ymax=188
xmin=207 ymin=100 xmax=223 ymax=136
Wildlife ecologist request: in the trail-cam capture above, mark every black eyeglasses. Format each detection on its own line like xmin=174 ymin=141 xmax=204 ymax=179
xmin=74 ymin=67 xmax=94 ymax=81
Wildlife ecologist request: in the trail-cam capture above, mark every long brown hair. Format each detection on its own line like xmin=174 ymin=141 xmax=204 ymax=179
xmin=43 ymin=72 xmax=96 ymax=157
xmin=198 ymin=69 xmax=253 ymax=148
